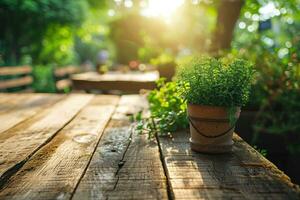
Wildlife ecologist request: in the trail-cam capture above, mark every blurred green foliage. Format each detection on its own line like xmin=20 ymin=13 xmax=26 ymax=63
xmin=0 ymin=0 xmax=114 ymax=93
xmin=231 ymin=0 xmax=300 ymax=153
xmin=75 ymin=7 xmax=115 ymax=65
xmin=108 ymin=1 xmax=216 ymax=64
xmin=37 ymin=25 xmax=76 ymax=66
xmin=0 ymin=0 xmax=114 ymax=66
xmin=109 ymin=12 xmax=147 ymax=64
xmin=0 ymin=0 xmax=88 ymax=65
xmin=32 ymin=65 xmax=56 ymax=93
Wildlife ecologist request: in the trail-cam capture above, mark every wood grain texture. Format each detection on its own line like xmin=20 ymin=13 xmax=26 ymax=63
xmin=0 ymin=94 xmax=64 ymax=133
xmin=0 ymin=66 xmax=32 ymax=76
xmin=73 ymin=95 xmax=168 ymax=200
xmin=1 ymin=93 xmax=298 ymax=200
xmin=0 ymin=94 xmax=93 ymax=182
xmin=0 ymin=76 xmax=33 ymax=90
xmin=0 ymin=94 xmax=34 ymax=112
xmin=158 ymin=131 xmax=300 ymax=199
xmin=0 ymin=95 xmax=119 ymax=200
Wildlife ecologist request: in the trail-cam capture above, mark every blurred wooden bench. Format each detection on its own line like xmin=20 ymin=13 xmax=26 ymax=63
xmin=54 ymin=66 xmax=80 ymax=92
xmin=0 ymin=66 xmax=33 ymax=92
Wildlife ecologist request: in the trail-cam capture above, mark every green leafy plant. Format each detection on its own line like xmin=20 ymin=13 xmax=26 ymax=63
xmin=133 ymin=79 xmax=188 ymax=138
xmin=177 ymin=56 xmax=255 ymax=107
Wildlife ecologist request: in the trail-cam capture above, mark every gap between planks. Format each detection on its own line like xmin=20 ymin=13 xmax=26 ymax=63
xmin=69 ymin=97 xmax=121 ymax=199
xmin=156 ymin=134 xmax=175 ymax=200
xmin=72 ymin=95 xmax=169 ymax=200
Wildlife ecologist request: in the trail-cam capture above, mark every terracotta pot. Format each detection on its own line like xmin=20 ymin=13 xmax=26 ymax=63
xmin=187 ymin=104 xmax=241 ymax=153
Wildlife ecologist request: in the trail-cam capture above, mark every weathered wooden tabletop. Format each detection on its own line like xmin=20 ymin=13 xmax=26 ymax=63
xmin=0 ymin=93 xmax=299 ymax=200
xmin=71 ymin=71 xmax=159 ymax=93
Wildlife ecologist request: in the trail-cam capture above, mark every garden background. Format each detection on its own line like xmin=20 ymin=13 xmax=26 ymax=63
xmin=1 ymin=0 xmax=300 ymax=184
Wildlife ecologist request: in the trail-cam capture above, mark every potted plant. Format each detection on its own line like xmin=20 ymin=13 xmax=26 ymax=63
xmin=151 ymin=53 xmax=176 ymax=81
xmin=178 ymin=56 xmax=255 ymax=153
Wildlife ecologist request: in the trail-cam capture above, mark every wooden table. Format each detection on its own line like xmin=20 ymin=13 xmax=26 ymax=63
xmin=71 ymin=71 xmax=159 ymax=93
xmin=0 ymin=93 xmax=299 ymax=200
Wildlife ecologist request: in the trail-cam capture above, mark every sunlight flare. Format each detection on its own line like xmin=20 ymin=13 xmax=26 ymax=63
xmin=141 ymin=0 xmax=184 ymax=22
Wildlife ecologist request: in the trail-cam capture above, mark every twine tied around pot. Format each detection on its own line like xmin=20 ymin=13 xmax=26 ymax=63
xmin=188 ymin=116 xmax=237 ymax=138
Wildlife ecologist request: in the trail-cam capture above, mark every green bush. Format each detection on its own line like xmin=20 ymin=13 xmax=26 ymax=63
xmin=177 ymin=56 xmax=255 ymax=107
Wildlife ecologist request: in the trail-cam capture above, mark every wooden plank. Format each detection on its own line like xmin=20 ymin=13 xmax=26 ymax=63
xmin=0 ymin=94 xmax=48 ymax=112
xmin=0 ymin=76 xmax=33 ymax=90
xmin=0 ymin=94 xmax=93 ymax=182
xmin=0 ymin=94 xmax=64 ymax=133
xmin=0 ymin=95 xmax=119 ymax=200
xmin=0 ymin=94 xmax=59 ymax=114
xmin=0 ymin=66 xmax=32 ymax=76
xmin=158 ymin=131 xmax=300 ymax=199
xmin=73 ymin=95 xmax=168 ymax=200
xmin=0 ymin=94 xmax=30 ymax=112
xmin=0 ymin=94 xmax=51 ymax=114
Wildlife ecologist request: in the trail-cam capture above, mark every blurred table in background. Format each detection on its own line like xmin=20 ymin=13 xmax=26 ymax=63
xmin=71 ymin=71 xmax=159 ymax=93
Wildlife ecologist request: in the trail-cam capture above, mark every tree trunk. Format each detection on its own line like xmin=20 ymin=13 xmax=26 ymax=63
xmin=211 ymin=0 xmax=244 ymax=54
